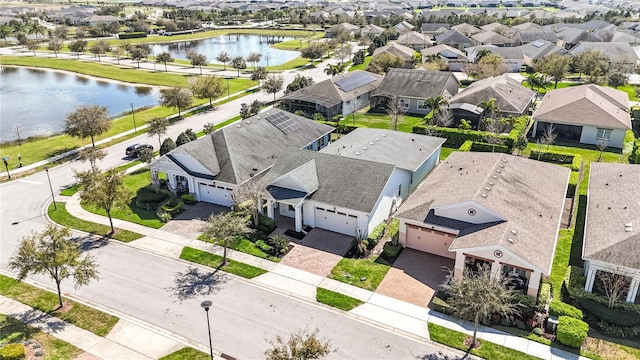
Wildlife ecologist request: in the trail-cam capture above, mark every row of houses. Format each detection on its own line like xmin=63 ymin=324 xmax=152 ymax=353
xmin=281 ymin=68 xmax=632 ymax=148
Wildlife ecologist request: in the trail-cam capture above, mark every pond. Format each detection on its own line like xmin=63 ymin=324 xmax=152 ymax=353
xmin=150 ymin=34 xmax=299 ymax=67
xmin=0 ymin=67 xmax=160 ymax=143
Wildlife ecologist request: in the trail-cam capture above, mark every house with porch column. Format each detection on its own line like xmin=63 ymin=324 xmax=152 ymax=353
xmin=582 ymin=163 xmax=640 ymax=303
xmin=148 ymin=110 xmax=334 ymax=206
xmin=394 ymin=152 xmax=570 ymax=297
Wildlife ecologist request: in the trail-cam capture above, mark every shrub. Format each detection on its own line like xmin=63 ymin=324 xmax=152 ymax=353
xmin=318 ymin=120 xmax=358 ymax=134
xmin=532 ymin=327 xmax=544 ymax=336
xmin=181 ymin=194 xmax=196 ymax=204
xmin=268 ymin=234 xmax=289 ymax=255
xmin=118 ymin=32 xmax=147 ymax=39
xmin=135 ymin=186 xmax=170 ymax=210
xmin=514 ymin=293 xmax=537 ymax=320
xmin=470 ymin=141 xmax=510 ymax=153
xmin=368 ymin=223 xmax=386 ymax=242
xmin=458 ymin=140 xmax=473 ymax=151
xmin=160 ymin=138 xmax=176 ymax=155
xmin=255 ymin=240 xmax=273 ymax=253
xmin=257 ymin=214 xmax=276 ymax=234
xmin=176 ymin=132 xmax=192 ymax=146
xmin=537 ymin=282 xmax=551 ymax=311
xmin=386 ymin=218 xmax=400 ymax=241
xmin=529 ymin=151 xmax=580 ymax=170
xmin=413 ymin=125 xmax=513 ymax=149
xmin=631 ymin=139 xmax=640 ymax=164
xmin=0 ymin=343 xmax=26 ymax=360
xmin=431 ymin=290 xmax=454 ymax=315
xmin=557 ymin=316 xmax=589 ymax=348
xmin=184 ymin=128 xmax=198 ymax=141
xmin=382 ymin=241 xmax=402 ymax=258
xmin=549 ymin=300 xmax=583 ymax=319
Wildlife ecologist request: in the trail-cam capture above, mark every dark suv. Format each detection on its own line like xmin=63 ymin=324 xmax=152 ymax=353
xmin=125 ymin=144 xmax=153 ymax=158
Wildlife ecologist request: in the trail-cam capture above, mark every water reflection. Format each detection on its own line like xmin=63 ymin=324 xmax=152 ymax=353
xmin=151 ymin=34 xmax=299 ymax=67
xmin=0 ymin=66 xmax=160 ymax=142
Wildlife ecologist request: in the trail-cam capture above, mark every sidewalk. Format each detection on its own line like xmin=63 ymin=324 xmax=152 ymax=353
xmin=0 ymin=295 xmax=222 ymax=360
xmin=60 ymin=194 xmax=588 ymax=360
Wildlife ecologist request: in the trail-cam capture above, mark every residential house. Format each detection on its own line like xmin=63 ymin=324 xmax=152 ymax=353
xmin=555 ymin=27 xmax=587 ymax=50
xmin=281 ymin=70 xmax=383 ymax=120
xmin=569 ymin=42 xmax=639 ymax=73
xmin=326 ymin=22 xmax=360 ymax=38
xmin=465 ymin=45 xmax=525 ymax=72
xmin=471 ymin=31 xmax=515 ymax=47
xmin=421 ymin=44 xmax=472 ymax=71
xmin=372 ymin=43 xmax=416 ymax=68
xmin=480 ymin=22 xmax=517 ymax=38
xmin=447 ymin=74 xmax=536 ymax=127
xmin=260 ymin=129 xmax=445 ymax=236
xmin=512 ymin=22 xmax=544 ymax=31
xmin=393 ymin=20 xmax=415 ymax=35
xmin=370 ymin=69 xmax=460 ymax=115
xmin=583 ymin=163 xmax=640 ymax=304
xmin=149 ymin=110 xmax=334 ymax=206
xmin=520 ymin=39 xmax=569 ymax=67
xmin=531 ymin=84 xmax=631 ymax=149
xmin=421 ymin=23 xmax=451 ymax=37
xmin=396 ymin=31 xmax=434 ymax=51
xmin=435 ymin=29 xmax=474 ymax=50
xmin=360 ymin=24 xmax=385 ymax=38
xmin=512 ymin=29 xmax=558 ymax=45
xmin=394 ymin=152 xmax=570 ymax=297
xmin=452 ymin=23 xmax=482 ymax=37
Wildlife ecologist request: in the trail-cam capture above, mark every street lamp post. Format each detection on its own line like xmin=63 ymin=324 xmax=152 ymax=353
xmin=201 ymin=300 xmax=214 ymax=360
xmin=226 ymin=78 xmax=230 ymax=100
xmin=130 ymin=103 xmax=137 ymax=133
xmin=2 ymin=156 xmax=10 ymax=180
xmin=45 ymin=167 xmax=57 ymax=210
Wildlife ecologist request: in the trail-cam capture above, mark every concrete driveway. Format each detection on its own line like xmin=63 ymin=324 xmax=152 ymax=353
xmin=375 ymin=249 xmax=454 ymax=308
xmin=280 ymin=228 xmax=353 ymax=277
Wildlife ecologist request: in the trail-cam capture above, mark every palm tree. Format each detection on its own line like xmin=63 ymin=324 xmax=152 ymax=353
xmin=324 ymin=63 xmax=347 ymax=77
xmin=424 ymin=96 xmax=448 ymax=117
xmin=477 ymin=98 xmax=500 ymax=129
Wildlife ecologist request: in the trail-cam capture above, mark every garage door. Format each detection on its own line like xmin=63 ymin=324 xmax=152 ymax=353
xmin=314 ymin=207 xmax=358 ymax=236
xmin=198 ymin=182 xmax=233 ymax=206
xmin=406 ymin=224 xmax=456 ymax=259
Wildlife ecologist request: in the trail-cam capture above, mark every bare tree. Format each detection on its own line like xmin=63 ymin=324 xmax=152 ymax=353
xmin=434 ymin=107 xmax=454 ymax=127
xmin=265 ymin=328 xmax=334 ymax=360
xmin=597 ymin=138 xmax=609 ymax=162
xmin=231 ymin=178 xmax=263 ymax=227
xmin=483 ymin=119 xmax=507 ymax=152
xmin=13 ymin=124 xmax=24 ymax=146
xmin=386 ymin=95 xmax=406 ymax=131
xmin=597 ymin=269 xmax=630 ymax=308
xmin=541 ymin=123 xmax=557 ymax=151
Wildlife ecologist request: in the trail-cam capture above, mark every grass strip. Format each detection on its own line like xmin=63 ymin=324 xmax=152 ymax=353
xmin=159 ymin=347 xmax=211 ymax=360
xmin=329 ymin=257 xmax=391 ymax=291
xmin=47 ymin=202 xmax=143 ymax=242
xmin=180 ymin=247 xmax=267 ymax=279
xmin=0 ymin=314 xmax=84 ymax=359
xmin=316 ymin=288 xmax=363 ymax=311
xmin=0 ymin=274 xmax=119 ymax=337
xmin=427 ymin=323 xmax=541 ymax=360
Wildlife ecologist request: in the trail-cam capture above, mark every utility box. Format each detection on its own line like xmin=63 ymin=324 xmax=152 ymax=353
xmin=546 ymin=315 xmax=559 ymax=333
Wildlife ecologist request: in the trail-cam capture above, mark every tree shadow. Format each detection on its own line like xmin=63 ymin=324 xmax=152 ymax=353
xmin=75 ymin=233 xmax=110 ymax=251
xmin=416 ymin=351 xmax=463 ymax=360
xmin=166 ymin=266 xmax=227 ymax=303
xmin=16 ymin=309 xmax=69 ymax=334
xmin=569 ymin=195 xmax=587 ymax=267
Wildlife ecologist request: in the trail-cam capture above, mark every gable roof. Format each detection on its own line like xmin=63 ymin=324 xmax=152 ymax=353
xmin=514 ymin=29 xmax=558 ymax=43
xmin=152 ymin=110 xmax=334 ymax=185
xmin=468 ymin=45 xmax=524 ymax=61
xmin=421 ymin=44 xmax=470 ymax=61
xmin=281 ymin=70 xmax=382 ymax=108
xmin=263 ymin=149 xmax=396 ymax=213
xmin=320 ymin=128 xmax=445 ymax=172
xmin=569 ymin=42 xmax=639 ymax=63
xmin=373 ymin=43 xmax=415 ymax=59
xmin=421 ymin=23 xmax=451 ymax=33
xmin=448 ymin=74 xmax=536 ymax=114
xmin=584 ymin=163 xmax=640 ymax=271
xmin=532 ymin=84 xmax=631 ymax=129
xmin=372 ymin=68 xmax=459 ymax=100
xmin=472 ymin=30 xmax=514 ymax=45
xmin=452 ymin=22 xmax=482 ymax=36
xmin=397 ymin=31 xmax=434 ymax=46
xmin=395 ymin=152 xmax=570 ymax=274
xmin=520 ymin=39 xmax=569 ymax=59
xmin=435 ymin=29 xmax=474 ymax=45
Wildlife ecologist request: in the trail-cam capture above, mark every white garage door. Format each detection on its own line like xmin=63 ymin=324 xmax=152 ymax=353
xmin=406 ymin=224 xmax=456 ymax=259
xmin=198 ymin=182 xmax=233 ymax=206
xmin=314 ymin=207 xmax=358 ymax=236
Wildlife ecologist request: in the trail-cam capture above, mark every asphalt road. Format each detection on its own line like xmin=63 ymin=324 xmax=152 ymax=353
xmin=0 ymin=55 xmax=450 ymax=358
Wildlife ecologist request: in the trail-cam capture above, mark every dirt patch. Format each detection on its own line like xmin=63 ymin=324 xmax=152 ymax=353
xmin=464 ymin=337 xmax=481 ymax=349
xmin=53 ymin=301 xmax=73 ymax=314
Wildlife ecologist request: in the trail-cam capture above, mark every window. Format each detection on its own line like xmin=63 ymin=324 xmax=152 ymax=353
xmin=399 ymin=99 xmax=410 ymax=109
xmin=417 ymin=100 xmax=429 ymax=110
xmin=397 ymin=184 xmax=402 ymax=196
xmin=596 ymin=128 xmax=612 ymax=140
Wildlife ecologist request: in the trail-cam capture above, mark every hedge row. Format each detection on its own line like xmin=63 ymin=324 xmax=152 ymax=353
xmin=631 ymin=139 xmax=640 ymax=164
xmin=471 ymin=141 xmax=510 ymax=153
xmin=117 ymin=32 xmax=147 ymax=39
xmin=557 ymin=316 xmax=589 ymax=348
xmin=563 ymin=265 xmax=640 ymax=337
xmin=317 ymin=120 xmax=359 ymax=135
xmin=0 ymin=343 xmax=26 ymax=360
xmin=458 ymin=140 xmax=473 ymax=151
xmin=549 ymin=300 xmax=583 ymax=319
xmin=529 ymin=150 xmax=581 ymax=171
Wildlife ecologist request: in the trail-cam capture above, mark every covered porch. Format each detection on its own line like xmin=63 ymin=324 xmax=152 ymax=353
xmin=584 ymin=264 xmax=640 ymax=304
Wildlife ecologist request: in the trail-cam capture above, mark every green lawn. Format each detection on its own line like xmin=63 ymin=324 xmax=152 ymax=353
xmin=80 ymin=169 xmax=165 ymax=229
xmin=522 ymin=81 xmax=639 ymax=101
xmin=329 ymin=256 xmax=391 ymax=291
xmin=427 ymin=323 xmax=541 ymax=360
xmin=348 ymin=56 xmax=372 ymax=72
xmin=440 ymin=145 xmax=458 ymax=160
xmin=339 ymin=112 xmax=425 ymax=133
xmin=0 ymin=275 xmax=119 ymax=337
xmin=316 ymin=288 xmax=363 ymax=311
xmin=0 ymin=314 xmax=83 ymax=360
xmin=180 ymin=247 xmax=267 ymax=279
xmin=47 ymin=202 xmax=143 ymax=242
xmin=159 ymin=347 xmax=211 ymax=360
xmin=270 ymin=33 xmax=324 ymax=50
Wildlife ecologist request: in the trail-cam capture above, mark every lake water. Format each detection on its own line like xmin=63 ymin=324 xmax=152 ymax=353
xmin=0 ymin=67 xmax=160 ymax=142
xmin=150 ymin=34 xmax=299 ymax=67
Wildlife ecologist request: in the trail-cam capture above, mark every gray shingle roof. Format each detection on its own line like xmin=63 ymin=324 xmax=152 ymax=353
xmin=373 ymin=43 xmax=415 ymax=60
xmin=515 ymin=29 xmax=558 ymax=43
xmin=263 ymin=149 xmax=396 ymax=213
xmin=395 ymin=152 xmax=570 ymax=274
xmin=532 ymin=84 xmax=631 ymax=129
xmin=472 ymin=30 xmax=514 ymax=45
xmin=569 ymin=42 xmax=639 ymax=64
xmin=584 ymin=163 xmax=640 ymax=271
xmin=320 ymin=128 xmax=445 ymax=171
xmin=435 ymin=29 xmax=474 ymax=45
xmin=152 ymin=110 xmax=334 ymax=185
xmin=372 ymin=68 xmax=458 ymax=100
xmin=520 ymin=39 xmax=569 ymax=60
xmin=448 ymin=74 xmax=536 ymax=114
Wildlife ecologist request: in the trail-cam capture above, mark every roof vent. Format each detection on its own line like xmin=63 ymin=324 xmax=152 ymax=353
xmin=369 ymin=142 xmax=374 ymax=145
xmin=489 ymin=182 xmax=494 ymax=186
xmin=499 ymin=164 xmax=505 ymax=168
xmin=246 ymin=120 xmax=251 ymax=124
xmin=459 ymin=167 xmax=464 ymax=171
xmin=492 ymin=175 xmax=498 ymax=179
xmin=511 ymin=230 xmax=517 ymax=235
xmin=502 ymin=159 xmax=507 ymax=163
xmin=355 ymin=152 xmax=361 ymax=156
xmin=382 ymin=134 xmax=386 ymax=137
xmin=485 ymin=187 xmax=491 ymax=191
xmin=507 ymin=238 xmax=514 ymax=243
xmin=481 ymin=193 xmax=487 ymax=198
xmin=236 ymin=124 xmax=241 ymax=128
xmin=375 ymin=137 xmax=380 ymax=141
xmin=412 ymin=138 xmax=415 ymax=141
xmin=625 ymin=223 xmax=633 ymax=232
xmin=496 ymin=169 xmax=502 ymax=173
xmin=256 ymin=116 xmax=260 ymax=119
xmin=363 ymin=147 xmax=367 ymax=150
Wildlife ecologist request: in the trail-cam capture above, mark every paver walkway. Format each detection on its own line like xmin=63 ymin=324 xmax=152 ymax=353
xmin=59 ymin=192 xmax=590 ymax=360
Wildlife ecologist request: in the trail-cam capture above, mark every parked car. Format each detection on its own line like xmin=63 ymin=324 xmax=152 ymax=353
xmin=125 ymin=144 xmax=153 ymax=158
